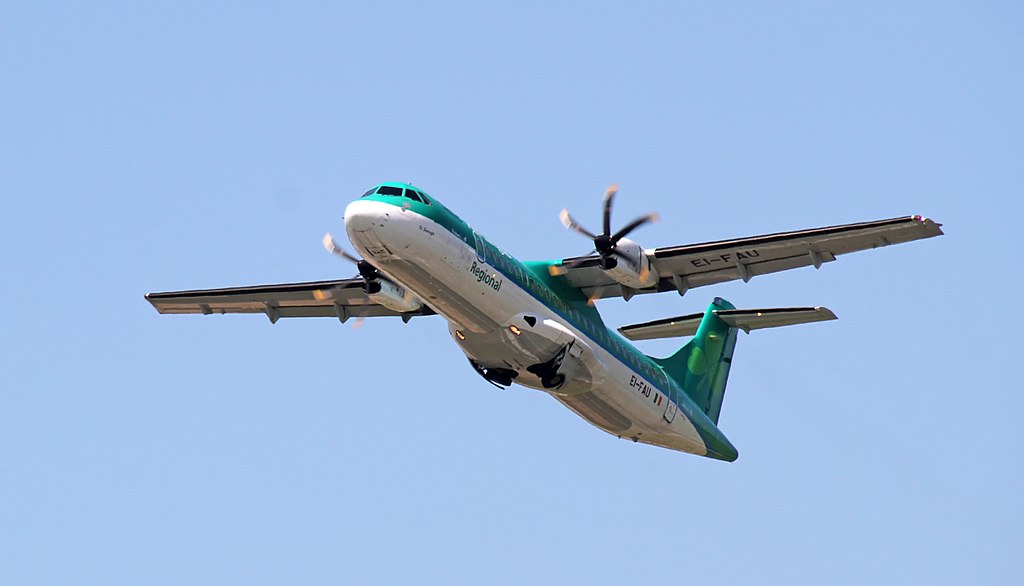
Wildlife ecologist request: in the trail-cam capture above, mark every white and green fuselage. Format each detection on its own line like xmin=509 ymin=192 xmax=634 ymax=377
xmin=345 ymin=185 xmax=739 ymax=461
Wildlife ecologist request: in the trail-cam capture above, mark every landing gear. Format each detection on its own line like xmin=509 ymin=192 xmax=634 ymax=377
xmin=468 ymin=358 xmax=518 ymax=389
xmin=527 ymin=341 xmax=573 ymax=390
xmin=541 ymin=373 xmax=565 ymax=389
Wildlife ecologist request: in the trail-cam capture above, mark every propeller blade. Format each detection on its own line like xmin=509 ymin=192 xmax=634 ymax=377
xmin=610 ymin=212 xmax=659 ymax=242
xmin=587 ymin=285 xmax=609 ymax=306
xmin=556 ymin=184 xmax=660 ymax=279
xmin=638 ymin=263 xmax=651 ymax=285
xmin=321 ymin=232 xmax=341 ymax=254
xmin=322 ymin=233 xmax=360 ymax=264
xmin=602 ymin=183 xmax=619 ymax=236
xmin=559 ymin=209 xmax=598 ymax=239
xmin=547 ymin=252 xmax=597 ymax=276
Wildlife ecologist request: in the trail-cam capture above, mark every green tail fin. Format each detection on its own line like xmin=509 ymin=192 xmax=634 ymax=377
xmin=652 ymin=297 xmax=739 ymax=425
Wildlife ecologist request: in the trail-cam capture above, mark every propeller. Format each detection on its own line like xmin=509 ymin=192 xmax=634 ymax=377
xmin=322 ymin=233 xmax=383 ymax=294
xmin=558 ymin=184 xmax=659 ymax=271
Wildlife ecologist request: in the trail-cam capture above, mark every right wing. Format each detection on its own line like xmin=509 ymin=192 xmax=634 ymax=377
xmin=146 ymin=278 xmax=436 ymax=323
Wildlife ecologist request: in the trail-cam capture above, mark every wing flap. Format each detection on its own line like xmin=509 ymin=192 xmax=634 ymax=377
xmin=653 ymin=215 xmax=941 ymax=260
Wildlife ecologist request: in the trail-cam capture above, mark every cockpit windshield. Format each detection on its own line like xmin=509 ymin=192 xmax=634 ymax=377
xmin=361 ymin=185 xmax=431 ymax=205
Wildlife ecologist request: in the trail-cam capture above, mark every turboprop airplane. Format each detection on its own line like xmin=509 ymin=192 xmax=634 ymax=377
xmin=147 ymin=183 xmax=943 ymax=461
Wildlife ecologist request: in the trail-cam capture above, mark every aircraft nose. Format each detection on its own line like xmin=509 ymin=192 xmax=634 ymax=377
xmin=344 ymin=199 xmax=388 ymax=234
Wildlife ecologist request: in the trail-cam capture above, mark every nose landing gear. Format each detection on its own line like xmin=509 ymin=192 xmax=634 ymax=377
xmin=468 ymin=359 xmax=518 ymax=389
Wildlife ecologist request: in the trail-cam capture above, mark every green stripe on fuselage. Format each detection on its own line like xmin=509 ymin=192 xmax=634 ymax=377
xmin=360 ymin=182 xmax=738 ymax=461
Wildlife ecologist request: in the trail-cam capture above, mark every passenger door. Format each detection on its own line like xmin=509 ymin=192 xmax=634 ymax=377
xmin=663 ymin=388 xmax=678 ymax=423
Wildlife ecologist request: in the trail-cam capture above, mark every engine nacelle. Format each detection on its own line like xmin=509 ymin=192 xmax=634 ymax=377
xmin=366 ymin=278 xmax=423 ymax=313
xmin=602 ymin=238 xmax=659 ymax=289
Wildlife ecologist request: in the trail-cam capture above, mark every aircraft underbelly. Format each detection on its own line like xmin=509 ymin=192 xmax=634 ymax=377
xmin=377 ymin=258 xmax=501 ymax=332
xmin=350 ymin=207 xmax=707 ymax=455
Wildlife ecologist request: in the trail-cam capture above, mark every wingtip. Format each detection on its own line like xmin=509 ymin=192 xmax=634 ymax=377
xmin=913 ymin=214 xmax=944 ymax=233
xmin=816 ymin=307 xmax=839 ymax=321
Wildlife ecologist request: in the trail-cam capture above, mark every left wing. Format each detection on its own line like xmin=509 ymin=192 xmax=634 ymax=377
xmin=146 ymin=279 xmax=436 ymax=323
xmin=555 ymin=215 xmax=943 ymax=301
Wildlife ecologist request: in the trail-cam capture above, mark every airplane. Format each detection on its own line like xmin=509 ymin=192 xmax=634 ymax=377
xmin=147 ymin=183 xmax=943 ymax=461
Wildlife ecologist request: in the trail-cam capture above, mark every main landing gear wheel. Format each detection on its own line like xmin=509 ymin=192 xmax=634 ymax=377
xmin=542 ymin=374 xmax=566 ymax=389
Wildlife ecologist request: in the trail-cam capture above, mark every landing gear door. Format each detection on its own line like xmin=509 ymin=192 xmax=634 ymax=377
xmin=663 ymin=389 xmax=678 ymax=423
xmin=352 ymin=229 xmax=392 ymax=259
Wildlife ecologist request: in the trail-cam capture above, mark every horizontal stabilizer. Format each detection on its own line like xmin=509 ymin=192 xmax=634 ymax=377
xmin=619 ymin=306 xmax=836 ymax=340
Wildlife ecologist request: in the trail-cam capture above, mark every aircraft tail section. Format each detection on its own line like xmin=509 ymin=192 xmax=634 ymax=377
xmin=648 ymin=299 xmax=837 ymax=426
xmin=651 ymin=298 xmax=738 ymax=425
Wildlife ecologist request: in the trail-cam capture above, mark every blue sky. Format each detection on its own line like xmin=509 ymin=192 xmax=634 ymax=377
xmin=2 ymin=2 xmax=1021 ymax=584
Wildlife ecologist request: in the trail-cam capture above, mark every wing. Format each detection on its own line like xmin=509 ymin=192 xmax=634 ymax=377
xmin=146 ymin=278 xmax=436 ymax=323
xmin=556 ymin=215 xmax=943 ymax=300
